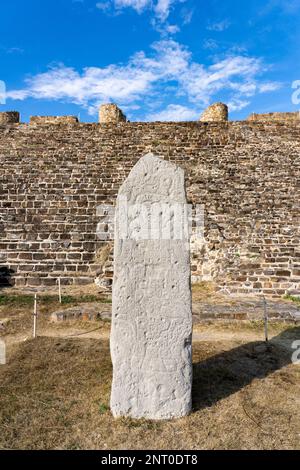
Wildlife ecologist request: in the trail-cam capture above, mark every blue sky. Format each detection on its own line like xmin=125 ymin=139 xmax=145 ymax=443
xmin=0 ymin=0 xmax=300 ymax=122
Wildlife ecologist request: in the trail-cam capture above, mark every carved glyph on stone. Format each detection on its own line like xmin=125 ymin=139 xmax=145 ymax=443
xmin=110 ymin=153 xmax=193 ymax=420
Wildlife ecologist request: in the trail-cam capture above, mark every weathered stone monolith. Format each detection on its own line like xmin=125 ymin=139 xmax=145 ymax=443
xmin=110 ymin=153 xmax=193 ymax=420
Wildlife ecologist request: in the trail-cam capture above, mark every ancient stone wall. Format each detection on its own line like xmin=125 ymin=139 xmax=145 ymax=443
xmin=0 ymin=112 xmax=20 ymax=125
xmin=30 ymin=116 xmax=79 ymax=125
xmin=247 ymin=112 xmax=300 ymax=122
xmin=0 ymin=119 xmax=300 ymax=297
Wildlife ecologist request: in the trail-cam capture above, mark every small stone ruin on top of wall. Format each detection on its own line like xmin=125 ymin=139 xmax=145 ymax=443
xmin=99 ymin=104 xmax=127 ymax=124
xmin=199 ymin=102 xmax=228 ymax=122
xmin=0 ymin=111 xmax=20 ymax=125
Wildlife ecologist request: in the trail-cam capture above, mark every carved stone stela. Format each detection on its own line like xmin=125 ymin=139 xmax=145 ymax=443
xmin=110 ymin=153 xmax=193 ymax=420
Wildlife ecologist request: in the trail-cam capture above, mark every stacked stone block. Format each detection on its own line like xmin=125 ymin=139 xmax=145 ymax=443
xmin=247 ymin=112 xmax=300 ymax=122
xmin=0 ymin=117 xmax=300 ymax=296
xmin=0 ymin=112 xmax=20 ymax=124
xmin=30 ymin=116 xmax=79 ymax=125
xmin=200 ymin=103 xmax=228 ymax=122
xmin=99 ymin=104 xmax=127 ymax=124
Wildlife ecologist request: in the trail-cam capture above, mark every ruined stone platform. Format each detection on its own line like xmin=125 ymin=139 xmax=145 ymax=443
xmin=48 ymin=297 xmax=300 ymax=324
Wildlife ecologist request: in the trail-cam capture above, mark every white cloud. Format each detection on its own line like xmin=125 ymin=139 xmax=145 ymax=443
xmin=260 ymin=0 xmax=300 ymax=15
xmin=165 ymin=24 xmax=180 ymax=34
xmin=207 ymin=19 xmax=231 ymax=32
xmin=203 ymin=39 xmax=219 ymax=50
xmin=7 ymin=60 xmax=156 ymax=105
xmin=0 ymin=46 xmax=24 ymax=55
xmin=113 ymin=0 xmax=151 ymax=14
xmin=152 ymin=20 xmax=180 ymax=36
xmin=7 ymin=89 xmax=29 ymax=100
xmin=180 ymin=55 xmax=263 ymax=106
xmin=258 ymin=82 xmax=283 ymax=93
xmin=147 ymin=104 xmax=198 ymax=121
xmin=228 ymin=80 xmax=283 ymax=97
xmin=7 ymin=39 xmax=281 ymax=120
xmin=181 ymin=7 xmax=193 ymax=25
xmin=99 ymin=0 xmax=184 ymax=22
xmin=227 ymin=98 xmax=251 ymax=112
xmin=95 ymin=1 xmax=111 ymax=11
xmin=230 ymin=81 xmax=257 ymax=96
xmin=154 ymin=0 xmax=174 ymax=22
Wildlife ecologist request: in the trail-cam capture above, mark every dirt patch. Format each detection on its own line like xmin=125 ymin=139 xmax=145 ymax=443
xmin=0 ymin=292 xmax=111 ymax=341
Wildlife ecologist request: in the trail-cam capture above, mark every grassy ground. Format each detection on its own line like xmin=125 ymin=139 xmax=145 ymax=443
xmin=0 ymin=294 xmax=111 ymax=307
xmin=0 ymin=285 xmax=299 ymax=450
xmin=0 ymin=326 xmax=299 ymax=450
xmin=0 ymin=290 xmax=111 ymax=339
xmin=284 ymin=294 xmax=300 ymax=305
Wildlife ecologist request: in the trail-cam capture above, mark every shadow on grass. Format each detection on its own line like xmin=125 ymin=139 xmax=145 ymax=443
xmin=192 ymin=327 xmax=300 ymax=411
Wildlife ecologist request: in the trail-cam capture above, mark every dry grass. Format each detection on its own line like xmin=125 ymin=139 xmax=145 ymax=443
xmin=0 ymin=327 xmax=299 ymax=450
xmin=192 ymin=281 xmax=218 ymax=302
xmin=0 ymin=293 xmax=111 ymax=338
xmin=1 ymin=286 xmax=299 ymax=450
xmin=191 ymin=281 xmax=241 ymax=306
xmin=1 ymin=282 xmax=110 ymax=299
xmin=194 ymin=320 xmax=292 ymax=336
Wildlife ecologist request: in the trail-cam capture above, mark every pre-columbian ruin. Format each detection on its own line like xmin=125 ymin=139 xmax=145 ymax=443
xmin=1 ymin=0 xmax=300 ymax=455
xmin=0 ymin=103 xmax=300 ymax=298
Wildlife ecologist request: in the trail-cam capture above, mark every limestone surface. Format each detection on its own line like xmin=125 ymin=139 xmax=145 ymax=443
xmin=110 ymin=153 xmax=193 ymax=420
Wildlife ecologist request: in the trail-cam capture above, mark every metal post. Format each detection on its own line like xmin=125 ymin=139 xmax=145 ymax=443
xmin=33 ymin=294 xmax=38 ymax=338
xmin=263 ymin=296 xmax=268 ymax=342
xmin=58 ymin=278 xmax=62 ymax=304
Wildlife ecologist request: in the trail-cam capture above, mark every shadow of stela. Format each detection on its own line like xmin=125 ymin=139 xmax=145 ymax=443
xmin=192 ymin=327 xmax=300 ymax=412
xmin=0 ymin=267 xmax=15 ymax=288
